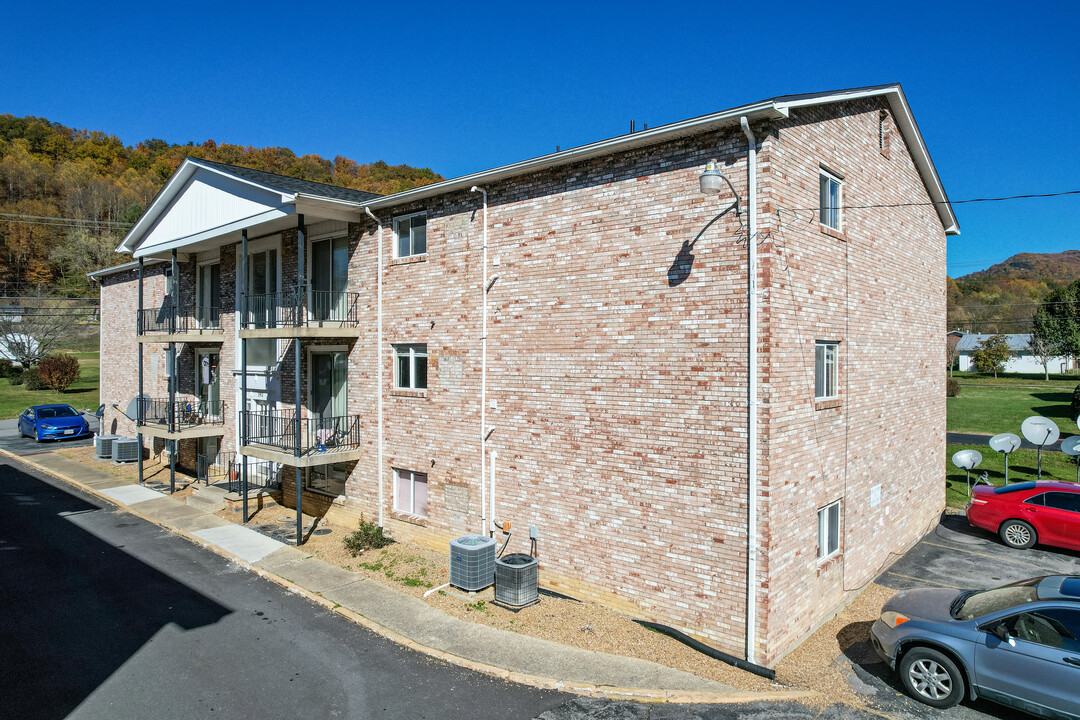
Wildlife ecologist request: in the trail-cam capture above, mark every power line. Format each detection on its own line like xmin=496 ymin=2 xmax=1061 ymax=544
xmin=778 ymin=189 xmax=1080 ymax=214
xmin=0 ymin=212 xmax=133 ymax=229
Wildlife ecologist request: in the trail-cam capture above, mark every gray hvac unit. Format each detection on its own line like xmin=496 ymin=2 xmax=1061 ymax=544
xmin=112 ymin=437 xmax=140 ymax=463
xmin=449 ymin=534 xmax=496 ymax=591
xmin=94 ymin=434 xmax=120 ymax=459
xmin=494 ymin=553 xmax=539 ymax=607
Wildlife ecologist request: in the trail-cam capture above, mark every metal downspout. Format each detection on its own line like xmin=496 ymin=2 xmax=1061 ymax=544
xmin=364 ymin=207 xmax=384 ymax=528
xmin=739 ymin=115 xmax=759 ymax=665
xmin=169 ymin=248 xmax=177 ymax=494
xmin=241 ymin=229 xmax=249 ymax=524
xmin=471 ymin=186 xmax=489 ymax=535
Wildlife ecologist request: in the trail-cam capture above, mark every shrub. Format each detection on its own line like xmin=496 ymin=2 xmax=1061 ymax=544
xmin=8 ymin=370 xmax=24 ymax=385
xmin=21 ymin=367 xmax=43 ymax=391
xmin=0 ymin=358 xmax=12 ymax=378
xmin=343 ymin=516 xmax=392 ymax=556
xmin=1072 ymin=383 xmax=1080 ymax=418
xmin=37 ymin=354 xmax=81 ymax=392
xmin=947 ymin=378 xmax=960 ymax=397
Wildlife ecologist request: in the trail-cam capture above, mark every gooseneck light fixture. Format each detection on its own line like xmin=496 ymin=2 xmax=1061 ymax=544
xmin=699 ymin=160 xmax=741 ymax=213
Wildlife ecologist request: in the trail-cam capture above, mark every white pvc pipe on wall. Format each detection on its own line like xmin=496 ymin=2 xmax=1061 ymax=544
xmin=471 ymin=186 xmax=490 ymax=536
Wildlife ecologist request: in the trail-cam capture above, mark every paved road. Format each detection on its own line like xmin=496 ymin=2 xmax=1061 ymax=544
xmin=0 ymin=457 xmax=572 ymax=720
xmin=0 ymin=415 xmax=95 ymax=456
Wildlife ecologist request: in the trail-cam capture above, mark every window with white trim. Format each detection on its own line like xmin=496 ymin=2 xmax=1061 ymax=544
xmin=394 ymin=344 xmax=428 ymax=390
xmin=815 ymin=341 xmax=839 ymax=400
xmin=394 ymin=468 xmax=428 ymax=517
xmin=818 ymin=500 xmax=841 ymax=559
xmin=819 ymin=169 xmax=842 ymax=231
xmin=394 ymin=212 xmax=427 ymax=258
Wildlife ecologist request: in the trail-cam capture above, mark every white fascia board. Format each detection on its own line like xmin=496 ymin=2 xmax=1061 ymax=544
xmin=777 ymin=85 xmax=959 ymax=235
xmin=118 ymin=158 xmax=295 ymax=254
xmin=86 ymin=258 xmax=168 ymax=282
xmin=132 ymin=206 xmax=295 ymax=259
xmin=293 ymin=194 xmax=368 ymax=223
xmin=357 ymin=102 xmax=790 ymax=212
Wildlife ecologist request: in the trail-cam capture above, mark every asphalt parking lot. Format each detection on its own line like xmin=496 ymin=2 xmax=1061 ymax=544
xmin=834 ymin=511 xmax=1080 ymax=719
xmin=0 ymin=416 xmax=95 ymax=456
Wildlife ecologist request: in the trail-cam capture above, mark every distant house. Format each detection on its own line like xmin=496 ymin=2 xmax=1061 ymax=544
xmin=956 ymin=333 xmax=1073 ymax=374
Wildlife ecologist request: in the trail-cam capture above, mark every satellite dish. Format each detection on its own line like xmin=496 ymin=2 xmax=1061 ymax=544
xmin=951 ymin=449 xmax=982 ymax=471
xmin=1063 ymin=436 xmax=1080 ymax=457
xmin=1021 ymin=416 xmax=1060 ymax=447
xmin=989 ymin=433 xmax=1022 ymax=454
xmin=124 ymin=394 xmax=150 ymax=421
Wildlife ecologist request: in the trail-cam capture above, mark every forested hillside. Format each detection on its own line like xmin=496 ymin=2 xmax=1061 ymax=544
xmin=0 ymin=114 xmax=443 ymax=296
xmin=948 ymin=250 xmax=1080 ymax=333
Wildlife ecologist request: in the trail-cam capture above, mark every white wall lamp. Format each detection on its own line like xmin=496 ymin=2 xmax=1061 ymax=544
xmin=699 ymin=160 xmax=741 ymax=214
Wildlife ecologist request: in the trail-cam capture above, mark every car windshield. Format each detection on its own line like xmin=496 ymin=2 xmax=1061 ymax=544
xmin=953 ymin=578 xmax=1041 ymax=620
xmin=36 ymin=406 xmax=79 ymax=419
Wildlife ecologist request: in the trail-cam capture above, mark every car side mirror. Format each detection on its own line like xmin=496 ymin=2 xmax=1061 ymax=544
xmin=990 ymin=623 xmax=1010 ymax=642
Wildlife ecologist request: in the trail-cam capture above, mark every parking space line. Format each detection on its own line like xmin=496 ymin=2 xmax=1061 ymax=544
xmin=884 ymin=571 xmax=963 ymax=589
xmin=922 ymin=541 xmax=1004 ymax=559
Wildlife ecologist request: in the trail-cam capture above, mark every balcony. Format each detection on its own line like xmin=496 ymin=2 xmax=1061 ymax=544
xmin=240 ymin=287 xmax=360 ymax=339
xmin=138 ymin=305 xmax=223 ymax=343
xmin=138 ymin=397 xmax=226 ymax=440
xmin=239 ymin=409 xmax=364 ymax=467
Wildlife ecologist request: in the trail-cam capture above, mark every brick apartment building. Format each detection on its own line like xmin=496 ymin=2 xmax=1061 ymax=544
xmin=92 ymin=84 xmax=957 ymax=666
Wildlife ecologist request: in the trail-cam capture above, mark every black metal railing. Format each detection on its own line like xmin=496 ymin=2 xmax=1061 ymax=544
xmin=241 ymin=286 xmax=359 ymax=329
xmin=141 ymin=398 xmax=226 ymax=430
xmin=196 ymin=451 xmax=235 ymax=485
xmin=138 ymin=304 xmax=221 ymax=334
xmin=241 ymin=410 xmax=362 ymax=456
xmin=229 ymin=458 xmax=281 ymax=493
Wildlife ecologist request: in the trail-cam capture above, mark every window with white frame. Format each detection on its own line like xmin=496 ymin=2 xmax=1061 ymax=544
xmin=394 ymin=468 xmax=428 ymax=516
xmin=815 ymin=341 xmax=839 ymax=400
xmin=394 ymin=212 xmax=427 ymax=258
xmin=818 ymin=500 xmax=841 ymax=559
xmin=394 ymin=344 xmax=428 ymax=390
xmin=819 ymin=169 xmax=842 ymax=231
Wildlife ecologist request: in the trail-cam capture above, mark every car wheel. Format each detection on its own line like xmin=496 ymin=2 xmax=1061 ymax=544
xmin=899 ymin=647 xmax=964 ymax=709
xmin=1000 ymin=519 xmax=1037 ymax=549
xmin=35 ymin=427 xmax=44 ymax=443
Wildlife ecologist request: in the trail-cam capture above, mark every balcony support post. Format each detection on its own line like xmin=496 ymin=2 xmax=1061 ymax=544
xmin=169 ymin=249 xmax=178 ymax=494
xmin=241 ymin=229 xmax=249 ymax=523
xmin=137 ymin=257 xmax=144 ymax=485
xmin=295 ymin=214 xmax=305 ymax=545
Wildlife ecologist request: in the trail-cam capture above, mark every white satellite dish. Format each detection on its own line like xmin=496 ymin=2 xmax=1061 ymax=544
xmin=124 ymin=393 xmax=151 ymax=422
xmin=1063 ymin=436 xmax=1080 ymax=457
xmin=1022 ymin=416 xmax=1060 ymax=481
xmin=989 ymin=432 xmax=1022 ymax=484
xmin=1021 ymin=416 xmax=1060 ymax=446
xmin=989 ymin=433 xmax=1021 ymax=454
xmin=951 ymin=449 xmax=982 ymax=470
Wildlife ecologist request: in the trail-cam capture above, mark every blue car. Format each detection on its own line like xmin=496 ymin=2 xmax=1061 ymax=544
xmin=870 ymin=575 xmax=1080 ymax=718
xmin=18 ymin=404 xmax=91 ymax=442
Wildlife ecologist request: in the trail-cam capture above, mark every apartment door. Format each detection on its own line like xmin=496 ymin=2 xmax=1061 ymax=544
xmin=310 ymin=237 xmax=348 ymax=321
xmin=196 ymin=262 xmax=220 ymax=328
xmin=247 ymin=248 xmax=278 ymax=328
xmin=310 ymin=350 xmax=347 ymax=445
xmin=196 ymin=349 xmax=221 ymax=417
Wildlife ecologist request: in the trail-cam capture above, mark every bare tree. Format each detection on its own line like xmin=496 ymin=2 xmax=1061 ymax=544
xmin=0 ymin=297 xmax=90 ymax=367
xmin=1028 ymin=331 xmax=1057 ymax=381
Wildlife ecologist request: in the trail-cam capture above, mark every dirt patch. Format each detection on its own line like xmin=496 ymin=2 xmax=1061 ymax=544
xmin=56 ymin=445 xmax=198 ymax=500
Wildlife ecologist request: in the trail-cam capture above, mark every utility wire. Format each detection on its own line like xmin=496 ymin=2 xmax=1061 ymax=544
xmin=779 ymin=189 xmax=1080 ymax=214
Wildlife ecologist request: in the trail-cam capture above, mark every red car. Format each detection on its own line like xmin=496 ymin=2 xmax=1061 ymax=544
xmin=968 ymin=481 xmax=1080 ymax=551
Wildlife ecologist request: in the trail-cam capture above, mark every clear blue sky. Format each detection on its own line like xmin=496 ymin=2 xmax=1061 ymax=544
xmin=2 ymin=0 xmax=1077 ymax=276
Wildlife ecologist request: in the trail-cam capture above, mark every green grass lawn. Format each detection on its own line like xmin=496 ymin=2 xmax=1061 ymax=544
xmin=947 ymin=384 xmax=1078 ymax=434
xmin=946 ymin=443 xmax=1080 ymax=508
xmin=951 ymin=370 xmax=1078 ymax=388
xmin=0 ymin=351 xmax=100 ymax=420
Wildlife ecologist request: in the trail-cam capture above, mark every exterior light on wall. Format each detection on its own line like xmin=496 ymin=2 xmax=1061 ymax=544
xmin=699 ymin=159 xmax=741 ymax=214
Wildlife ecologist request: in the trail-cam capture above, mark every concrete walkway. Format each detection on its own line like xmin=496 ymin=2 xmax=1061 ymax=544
xmin=2 ymin=447 xmax=808 ymax=704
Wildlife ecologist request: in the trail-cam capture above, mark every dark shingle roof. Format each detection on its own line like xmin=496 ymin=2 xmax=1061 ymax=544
xmin=191 ymin=157 xmax=382 ymax=204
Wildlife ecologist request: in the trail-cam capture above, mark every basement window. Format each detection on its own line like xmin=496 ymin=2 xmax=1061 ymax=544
xmin=819 ymin=169 xmax=842 ymax=231
xmin=394 ymin=212 xmax=427 ymax=258
xmin=394 ymin=468 xmax=428 ymax=517
xmin=818 ymin=500 xmax=841 ymax=559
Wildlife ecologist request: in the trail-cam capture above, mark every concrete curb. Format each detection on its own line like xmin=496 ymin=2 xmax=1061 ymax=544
xmin=2 ymin=447 xmax=819 ymax=706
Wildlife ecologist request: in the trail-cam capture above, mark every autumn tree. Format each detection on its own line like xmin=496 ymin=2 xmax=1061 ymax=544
xmin=971 ymin=335 xmax=1012 ymax=378
xmin=37 ymin=353 xmax=80 ymax=392
xmin=1028 ymin=330 xmax=1057 ymax=381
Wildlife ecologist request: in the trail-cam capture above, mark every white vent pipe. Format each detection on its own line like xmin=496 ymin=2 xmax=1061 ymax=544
xmin=364 ymin=206 xmax=384 ymax=528
xmin=490 ymin=450 xmax=497 ymax=535
xmin=471 ymin=185 xmax=490 ymax=535
xmin=739 ymin=115 xmax=759 ymax=665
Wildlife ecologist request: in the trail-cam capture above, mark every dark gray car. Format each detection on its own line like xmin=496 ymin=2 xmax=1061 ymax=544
xmin=870 ymin=575 xmax=1080 ymax=718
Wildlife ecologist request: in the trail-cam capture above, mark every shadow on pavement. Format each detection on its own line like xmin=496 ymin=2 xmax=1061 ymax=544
xmin=0 ymin=463 xmax=230 ymax=718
